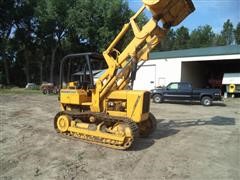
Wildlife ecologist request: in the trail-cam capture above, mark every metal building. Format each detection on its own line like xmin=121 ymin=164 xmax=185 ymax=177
xmin=133 ymin=45 xmax=240 ymax=90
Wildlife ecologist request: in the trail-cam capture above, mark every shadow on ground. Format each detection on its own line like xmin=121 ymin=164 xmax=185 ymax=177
xmin=131 ymin=116 xmax=235 ymax=151
xmin=160 ymin=101 xmax=226 ymax=107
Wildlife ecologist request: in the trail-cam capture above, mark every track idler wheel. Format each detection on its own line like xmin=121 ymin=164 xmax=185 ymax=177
xmin=56 ymin=114 xmax=70 ymax=133
xmin=112 ymin=123 xmax=134 ymax=149
xmin=138 ymin=112 xmax=157 ymax=137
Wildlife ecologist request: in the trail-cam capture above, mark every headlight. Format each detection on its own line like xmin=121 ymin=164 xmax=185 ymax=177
xmin=108 ymin=101 xmax=115 ymax=107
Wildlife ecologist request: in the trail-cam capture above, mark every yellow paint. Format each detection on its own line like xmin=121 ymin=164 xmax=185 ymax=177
xmin=60 ymin=89 xmax=91 ymax=105
xmin=57 ymin=115 xmax=70 ymax=132
xmin=68 ymin=126 xmax=125 ymax=142
xmin=107 ymin=111 xmax=127 ymax=117
xmin=90 ymin=0 xmax=194 ymax=113
xmin=106 ymin=90 xmax=150 ymax=122
xmin=59 ymin=0 xmax=194 ymax=121
xmin=56 ymin=0 xmax=195 ymax=149
xmin=229 ymin=84 xmax=236 ymax=93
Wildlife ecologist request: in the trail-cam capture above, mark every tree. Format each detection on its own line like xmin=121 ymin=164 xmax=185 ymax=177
xmin=234 ymin=22 xmax=240 ymax=45
xmin=0 ymin=0 xmax=16 ymax=84
xmin=0 ymin=0 xmax=145 ymax=86
xmin=221 ymin=19 xmax=234 ymax=45
xmin=115 ymin=10 xmax=148 ymax=52
xmin=214 ymin=34 xmax=225 ymax=46
xmin=36 ymin=0 xmax=74 ymax=83
xmin=6 ymin=0 xmax=239 ymax=87
xmin=158 ymin=29 xmax=176 ymax=51
xmin=14 ymin=28 xmax=35 ymax=84
xmin=188 ymin=25 xmax=215 ymax=48
xmin=67 ymin=0 xmax=131 ymax=52
xmin=14 ymin=0 xmax=38 ymax=84
xmin=173 ymin=26 xmax=190 ymax=49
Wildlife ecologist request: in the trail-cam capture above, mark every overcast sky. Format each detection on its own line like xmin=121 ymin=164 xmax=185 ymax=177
xmin=128 ymin=0 xmax=240 ymax=33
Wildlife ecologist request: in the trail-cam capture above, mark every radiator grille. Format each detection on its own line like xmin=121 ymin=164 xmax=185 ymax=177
xmin=142 ymin=92 xmax=150 ymax=113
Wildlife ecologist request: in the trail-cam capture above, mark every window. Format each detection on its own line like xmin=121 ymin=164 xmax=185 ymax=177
xmin=168 ymin=83 xmax=179 ymax=90
xmin=180 ymin=83 xmax=191 ymax=90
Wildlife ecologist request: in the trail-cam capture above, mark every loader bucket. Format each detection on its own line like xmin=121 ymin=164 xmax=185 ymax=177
xmin=142 ymin=0 xmax=195 ymax=27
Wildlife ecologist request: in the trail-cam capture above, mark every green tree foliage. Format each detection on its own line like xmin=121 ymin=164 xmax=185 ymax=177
xmin=0 ymin=0 xmax=38 ymax=85
xmin=220 ymin=19 xmax=234 ymax=45
xmin=158 ymin=29 xmax=176 ymax=51
xmin=174 ymin=26 xmax=190 ymax=49
xmin=0 ymin=1 xmax=239 ymax=86
xmin=14 ymin=0 xmax=38 ymax=84
xmin=0 ymin=0 xmax=16 ymax=84
xmin=0 ymin=0 xmax=140 ymax=86
xmin=234 ymin=23 xmax=240 ymax=44
xmin=67 ymin=0 xmax=131 ymax=52
xmin=36 ymin=0 xmax=75 ymax=83
xmin=211 ymin=19 xmax=235 ymax=46
xmin=188 ymin=25 xmax=215 ymax=48
xmin=158 ymin=19 xmax=239 ymax=51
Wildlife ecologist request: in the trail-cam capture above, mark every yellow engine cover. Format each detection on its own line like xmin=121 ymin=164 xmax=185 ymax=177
xmin=60 ymin=89 xmax=91 ymax=105
xmin=106 ymin=90 xmax=150 ymax=123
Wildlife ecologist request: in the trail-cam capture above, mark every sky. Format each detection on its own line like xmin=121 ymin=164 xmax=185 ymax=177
xmin=128 ymin=0 xmax=240 ymax=33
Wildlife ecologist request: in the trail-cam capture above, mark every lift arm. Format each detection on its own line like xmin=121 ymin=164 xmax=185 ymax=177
xmin=91 ymin=0 xmax=195 ymax=112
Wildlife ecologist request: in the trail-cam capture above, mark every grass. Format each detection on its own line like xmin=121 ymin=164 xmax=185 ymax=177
xmin=0 ymin=87 xmax=41 ymax=95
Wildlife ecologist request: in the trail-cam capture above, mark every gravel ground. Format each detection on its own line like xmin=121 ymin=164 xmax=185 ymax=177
xmin=0 ymin=93 xmax=239 ymax=180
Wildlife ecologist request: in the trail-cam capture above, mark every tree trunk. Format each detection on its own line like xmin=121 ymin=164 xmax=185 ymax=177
xmin=39 ymin=62 xmax=43 ymax=83
xmin=24 ymin=61 xmax=30 ymax=83
xmin=24 ymin=50 xmax=30 ymax=83
xmin=3 ymin=27 xmax=12 ymax=85
xmin=3 ymin=56 xmax=10 ymax=85
xmin=50 ymin=47 xmax=57 ymax=83
xmin=39 ymin=55 xmax=45 ymax=83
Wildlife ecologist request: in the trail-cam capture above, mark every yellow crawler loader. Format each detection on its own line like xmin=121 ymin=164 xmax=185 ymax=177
xmin=54 ymin=0 xmax=195 ymax=149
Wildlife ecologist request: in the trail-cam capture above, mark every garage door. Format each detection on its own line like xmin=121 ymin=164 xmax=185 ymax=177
xmin=134 ymin=65 xmax=156 ymax=90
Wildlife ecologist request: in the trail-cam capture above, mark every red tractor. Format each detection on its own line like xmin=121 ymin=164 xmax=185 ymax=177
xmin=40 ymin=83 xmax=59 ymax=95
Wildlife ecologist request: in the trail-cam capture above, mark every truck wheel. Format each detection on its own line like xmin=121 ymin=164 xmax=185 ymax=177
xmin=42 ymin=89 xmax=48 ymax=94
xmin=153 ymin=94 xmax=163 ymax=103
xmin=53 ymin=88 xmax=58 ymax=94
xmin=201 ymin=96 xmax=212 ymax=106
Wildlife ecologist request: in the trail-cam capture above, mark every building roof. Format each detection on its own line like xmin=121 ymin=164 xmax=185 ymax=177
xmin=150 ymin=45 xmax=240 ymax=59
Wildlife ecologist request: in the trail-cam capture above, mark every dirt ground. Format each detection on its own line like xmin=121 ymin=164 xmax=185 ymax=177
xmin=0 ymin=93 xmax=239 ymax=180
